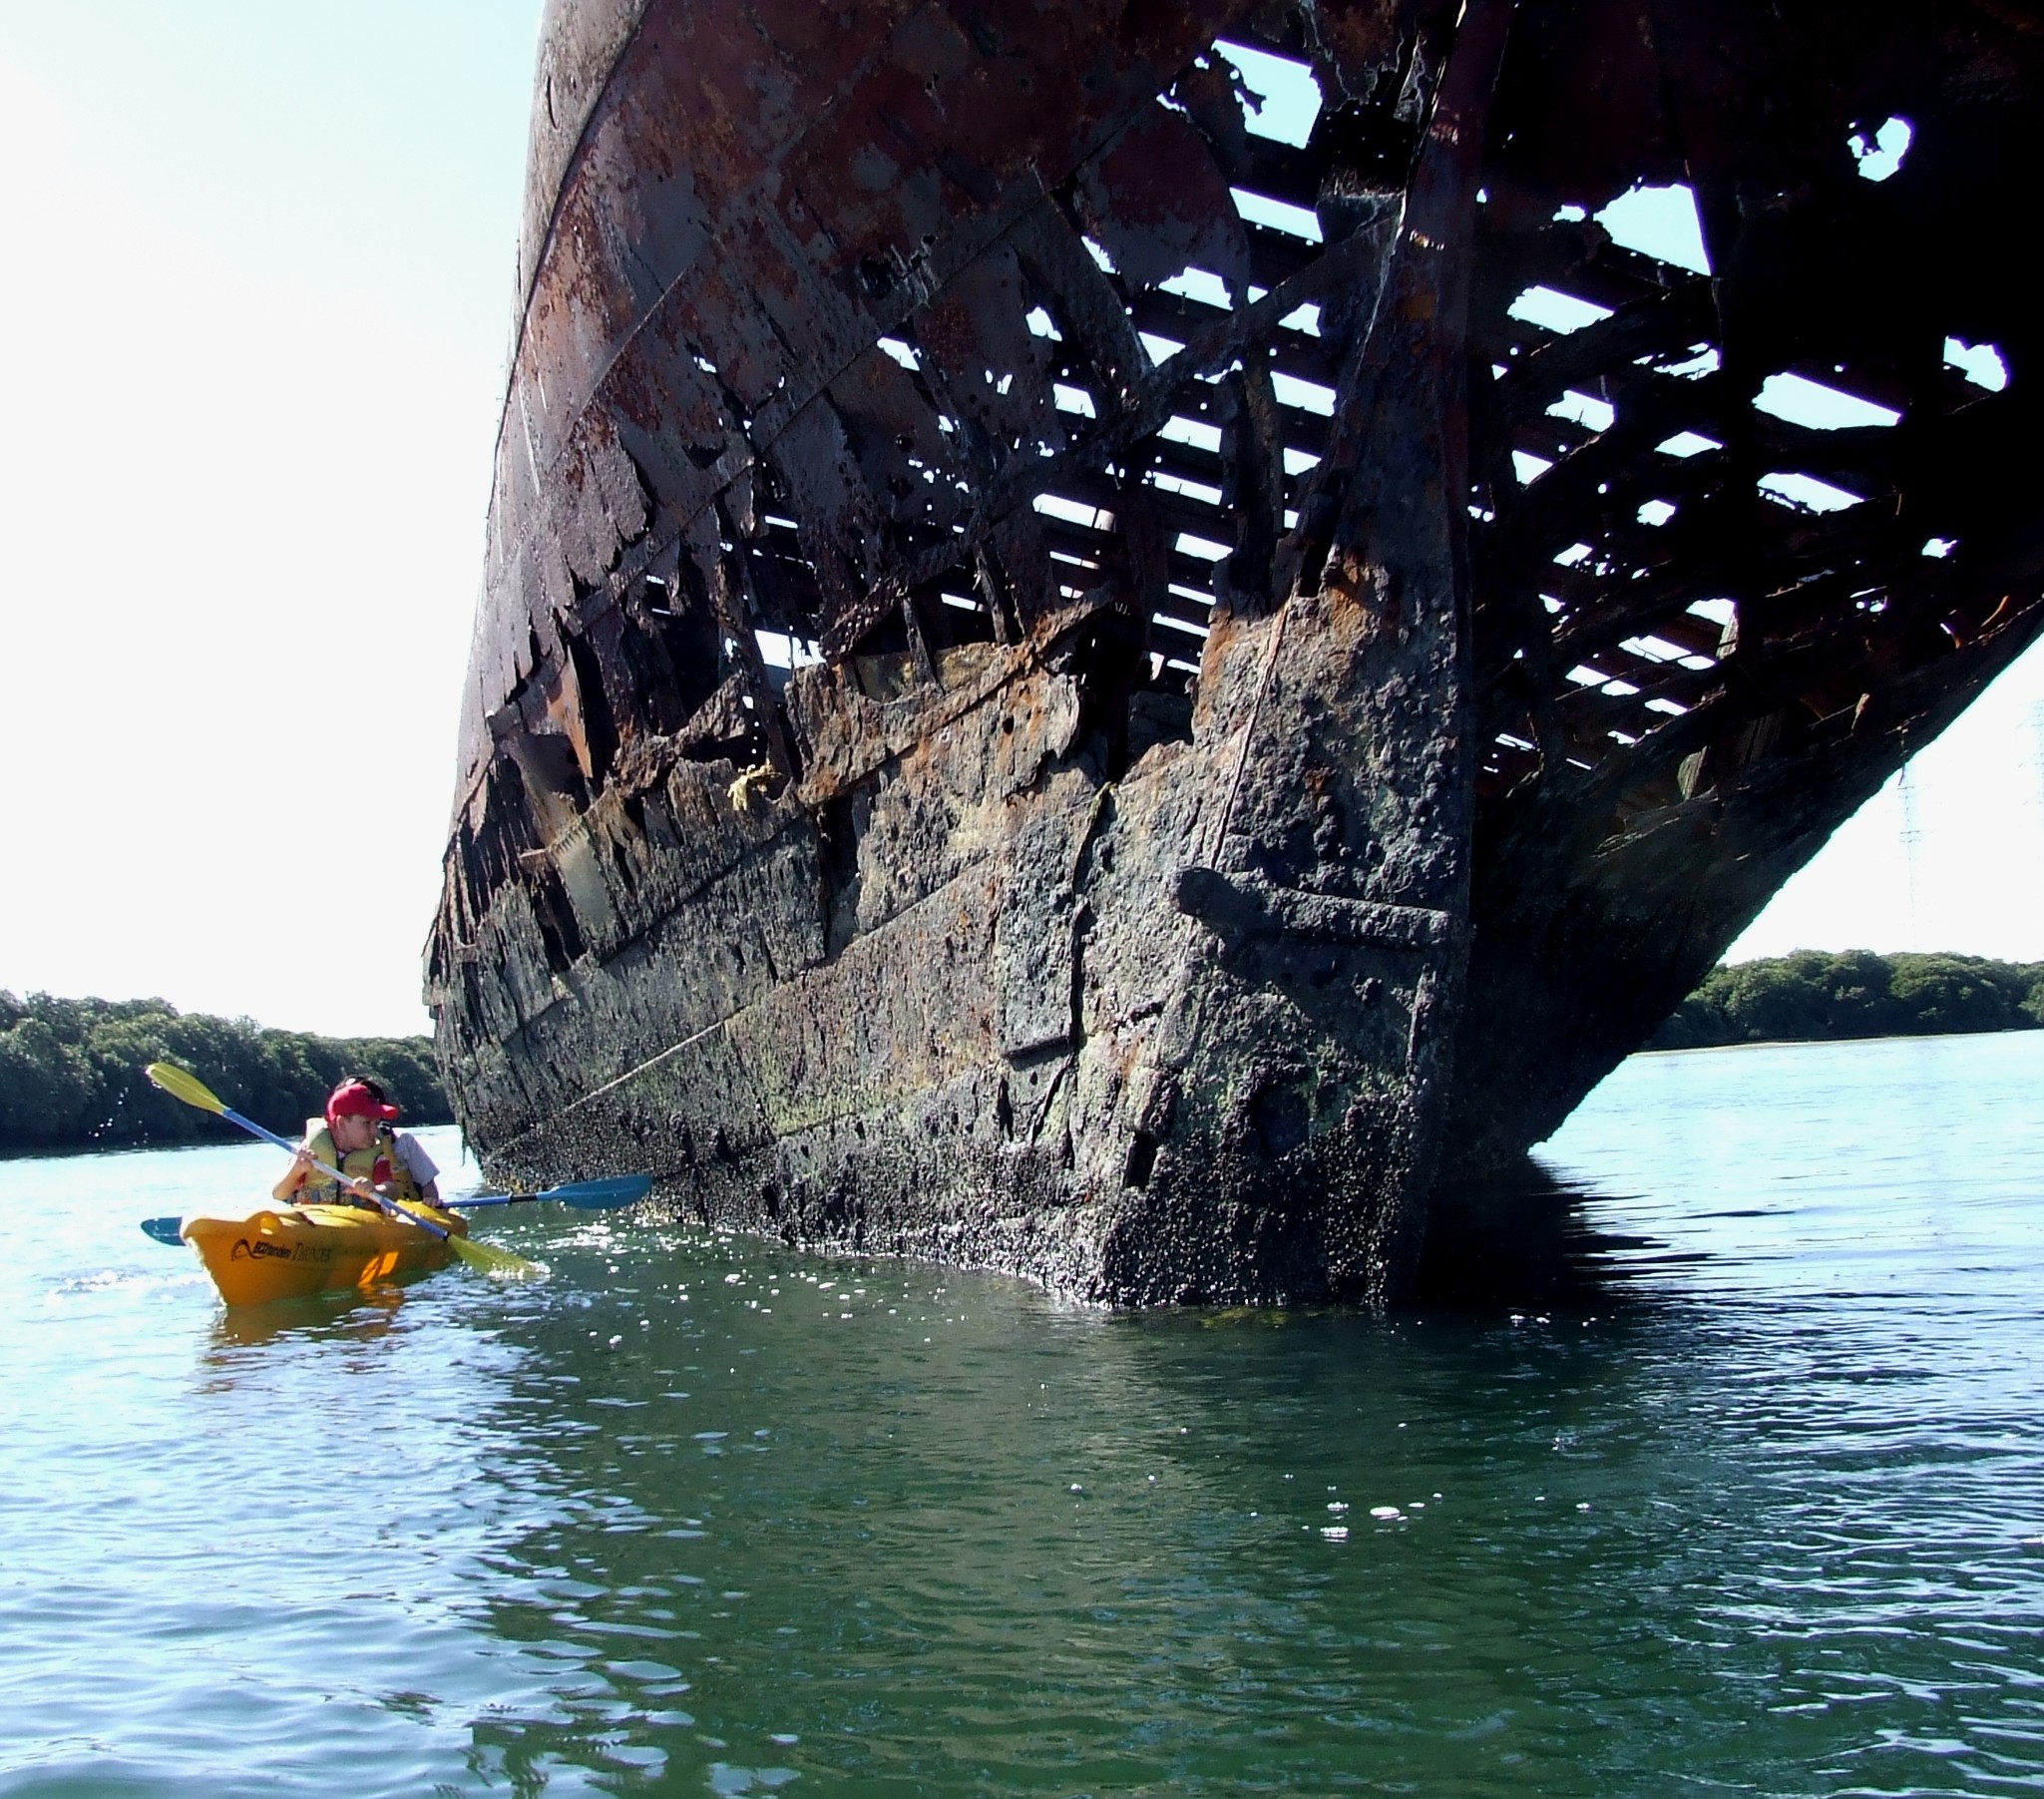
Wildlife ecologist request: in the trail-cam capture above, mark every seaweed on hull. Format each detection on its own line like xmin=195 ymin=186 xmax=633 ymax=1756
xmin=426 ymin=0 xmax=2044 ymax=1305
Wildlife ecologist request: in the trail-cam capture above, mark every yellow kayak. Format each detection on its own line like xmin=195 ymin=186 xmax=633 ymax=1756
xmin=180 ymin=1202 xmax=470 ymax=1307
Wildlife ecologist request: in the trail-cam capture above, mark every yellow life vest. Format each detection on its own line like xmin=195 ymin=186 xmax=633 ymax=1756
xmin=298 ymin=1119 xmax=424 ymax=1207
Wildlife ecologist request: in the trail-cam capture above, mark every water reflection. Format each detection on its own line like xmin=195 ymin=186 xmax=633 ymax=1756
xmin=437 ymin=1138 xmax=2044 ymax=1798
xmin=2 ymin=1050 xmax=2039 ymax=1795
xmin=202 ymin=1285 xmax=412 ymax=1356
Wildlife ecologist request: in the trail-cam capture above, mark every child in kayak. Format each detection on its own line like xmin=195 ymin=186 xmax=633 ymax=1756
xmin=272 ymin=1076 xmax=442 ymax=1209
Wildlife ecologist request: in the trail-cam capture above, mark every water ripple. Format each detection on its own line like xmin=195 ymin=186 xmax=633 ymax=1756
xmin=0 ymin=1039 xmax=2041 ymax=1792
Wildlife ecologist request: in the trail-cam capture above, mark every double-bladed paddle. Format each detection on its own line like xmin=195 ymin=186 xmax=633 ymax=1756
xmin=138 ymin=1172 xmax=653 ymax=1247
xmin=142 ymin=1062 xmax=545 ymax=1279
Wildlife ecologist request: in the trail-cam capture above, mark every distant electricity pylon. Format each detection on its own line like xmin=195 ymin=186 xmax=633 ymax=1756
xmin=1896 ymin=738 xmax=1921 ymax=942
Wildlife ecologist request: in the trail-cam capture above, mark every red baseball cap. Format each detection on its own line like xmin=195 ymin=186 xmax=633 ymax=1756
xmin=326 ymin=1080 xmax=400 ymax=1125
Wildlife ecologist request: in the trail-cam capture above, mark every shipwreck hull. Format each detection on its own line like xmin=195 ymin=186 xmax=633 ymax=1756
xmin=429 ymin=0 xmax=2044 ymax=1302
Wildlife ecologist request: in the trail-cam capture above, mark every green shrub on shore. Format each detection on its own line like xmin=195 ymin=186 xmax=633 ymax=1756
xmin=0 ymin=993 xmax=448 ymax=1153
xmin=1650 ymin=950 xmax=2044 ymax=1050
xmin=6 ymin=953 xmax=2036 ymax=1152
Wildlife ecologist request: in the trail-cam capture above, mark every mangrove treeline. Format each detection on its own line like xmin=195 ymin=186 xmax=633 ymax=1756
xmin=0 ymin=993 xmax=449 ymax=1154
xmin=1649 ymin=950 xmax=2044 ymax=1050
xmin=4 ymin=951 xmax=2038 ymax=1152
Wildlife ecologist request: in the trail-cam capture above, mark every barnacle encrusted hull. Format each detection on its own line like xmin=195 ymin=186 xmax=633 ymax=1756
xmin=428 ymin=0 xmax=2044 ymax=1303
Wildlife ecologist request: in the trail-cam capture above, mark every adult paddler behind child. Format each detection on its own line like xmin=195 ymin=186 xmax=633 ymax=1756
xmin=273 ymin=1077 xmax=442 ymax=1209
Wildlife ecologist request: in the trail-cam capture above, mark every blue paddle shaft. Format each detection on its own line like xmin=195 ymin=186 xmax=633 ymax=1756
xmin=219 ymin=1106 xmax=296 ymax=1156
xmin=450 ymin=1175 xmax=652 ymax=1212
xmin=141 ymin=1165 xmax=646 ymax=1243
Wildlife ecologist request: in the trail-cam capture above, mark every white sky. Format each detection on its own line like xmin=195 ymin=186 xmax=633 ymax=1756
xmin=0 ymin=10 xmax=2038 ymax=1041
xmin=0 ymin=2 xmax=542 ymax=1037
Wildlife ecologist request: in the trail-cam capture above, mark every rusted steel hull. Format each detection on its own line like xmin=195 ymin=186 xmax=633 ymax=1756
xmin=428 ymin=0 xmax=2044 ymax=1302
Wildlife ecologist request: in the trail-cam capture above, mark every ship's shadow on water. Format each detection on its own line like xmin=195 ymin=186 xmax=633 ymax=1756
xmin=1412 ymin=1156 xmax=1685 ymax=1312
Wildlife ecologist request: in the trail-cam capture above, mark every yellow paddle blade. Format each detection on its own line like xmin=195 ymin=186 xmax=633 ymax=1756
xmin=392 ymin=1203 xmax=546 ymax=1281
xmin=447 ymin=1234 xmax=548 ymax=1280
xmin=146 ymin=1062 xmax=226 ymax=1115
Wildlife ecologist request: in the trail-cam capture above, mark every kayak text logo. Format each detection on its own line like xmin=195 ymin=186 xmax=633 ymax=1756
xmin=229 ymin=1238 xmax=294 ymax=1260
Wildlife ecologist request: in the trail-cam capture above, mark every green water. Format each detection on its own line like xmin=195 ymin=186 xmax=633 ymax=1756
xmin=3 ymin=1033 xmax=2041 ymax=1795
